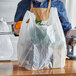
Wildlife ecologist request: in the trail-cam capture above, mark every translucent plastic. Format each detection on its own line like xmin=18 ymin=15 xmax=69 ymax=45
xmin=17 ymin=8 xmax=67 ymax=70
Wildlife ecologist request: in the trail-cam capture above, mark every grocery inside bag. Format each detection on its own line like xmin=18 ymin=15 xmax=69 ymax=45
xmin=17 ymin=8 xmax=67 ymax=70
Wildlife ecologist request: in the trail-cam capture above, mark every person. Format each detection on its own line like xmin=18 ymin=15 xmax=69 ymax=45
xmin=13 ymin=0 xmax=72 ymax=35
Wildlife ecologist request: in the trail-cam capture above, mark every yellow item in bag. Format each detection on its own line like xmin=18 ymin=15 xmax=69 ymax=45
xmin=16 ymin=21 xmax=22 ymax=29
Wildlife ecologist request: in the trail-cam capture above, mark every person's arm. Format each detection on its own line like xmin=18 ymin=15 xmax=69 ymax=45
xmin=57 ymin=1 xmax=72 ymax=35
xmin=13 ymin=0 xmax=31 ymax=35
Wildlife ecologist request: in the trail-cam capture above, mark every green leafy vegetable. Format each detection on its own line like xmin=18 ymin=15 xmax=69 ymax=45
xmin=35 ymin=19 xmax=43 ymax=26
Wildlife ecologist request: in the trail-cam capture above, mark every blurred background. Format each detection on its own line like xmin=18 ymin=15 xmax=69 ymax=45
xmin=0 ymin=0 xmax=20 ymax=22
xmin=0 ymin=0 xmax=20 ymax=60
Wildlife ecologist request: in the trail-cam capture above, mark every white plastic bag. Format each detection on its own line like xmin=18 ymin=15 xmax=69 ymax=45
xmin=0 ymin=18 xmax=13 ymax=60
xmin=48 ymin=8 xmax=67 ymax=68
xmin=17 ymin=10 xmax=55 ymax=70
xmin=17 ymin=8 xmax=67 ymax=70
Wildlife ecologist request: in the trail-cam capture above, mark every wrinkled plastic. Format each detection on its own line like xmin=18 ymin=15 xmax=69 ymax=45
xmin=17 ymin=8 xmax=67 ymax=70
xmin=0 ymin=18 xmax=13 ymax=60
xmin=49 ymin=9 xmax=67 ymax=68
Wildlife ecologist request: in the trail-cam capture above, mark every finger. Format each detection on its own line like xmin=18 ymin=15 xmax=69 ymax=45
xmin=14 ymin=28 xmax=20 ymax=35
xmin=13 ymin=22 xmax=17 ymax=28
xmin=26 ymin=19 xmax=30 ymax=23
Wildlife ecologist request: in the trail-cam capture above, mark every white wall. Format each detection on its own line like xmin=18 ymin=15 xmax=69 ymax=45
xmin=0 ymin=0 xmax=20 ymax=22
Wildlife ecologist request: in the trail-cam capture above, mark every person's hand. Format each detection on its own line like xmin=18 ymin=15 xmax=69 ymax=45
xmin=26 ymin=19 xmax=30 ymax=23
xmin=13 ymin=22 xmax=20 ymax=35
xmin=13 ymin=19 xmax=30 ymax=35
xmin=66 ymin=30 xmax=72 ymax=36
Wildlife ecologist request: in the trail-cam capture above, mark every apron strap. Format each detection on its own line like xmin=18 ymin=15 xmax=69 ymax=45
xmin=48 ymin=0 xmax=51 ymax=9
xmin=31 ymin=2 xmax=33 ymax=9
xmin=31 ymin=0 xmax=51 ymax=9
